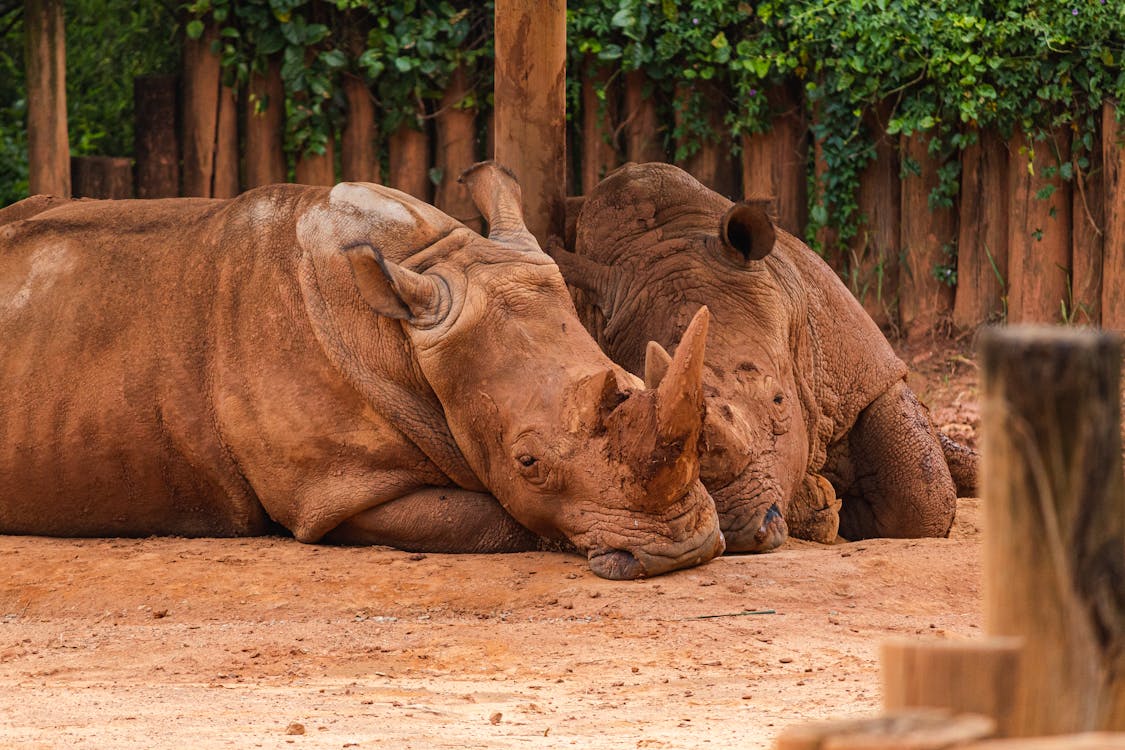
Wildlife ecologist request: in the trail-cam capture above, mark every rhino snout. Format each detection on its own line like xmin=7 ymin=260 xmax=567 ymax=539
xmin=588 ymin=549 xmax=644 ymax=580
xmin=722 ymin=501 xmax=788 ymax=553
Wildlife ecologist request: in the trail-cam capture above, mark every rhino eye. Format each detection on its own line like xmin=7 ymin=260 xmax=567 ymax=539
xmin=517 ymin=454 xmax=538 ymax=468
xmin=773 ymin=393 xmax=784 ymax=405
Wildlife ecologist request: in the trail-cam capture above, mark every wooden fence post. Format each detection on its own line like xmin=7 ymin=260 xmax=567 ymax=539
xmin=848 ymin=102 xmax=900 ymax=330
xmin=740 ymin=82 xmax=808 ymax=238
xmin=1102 ymin=101 xmax=1125 ymax=332
xmin=134 ymin=74 xmax=180 ymax=198
xmin=245 ymin=60 xmax=287 ymax=188
xmin=213 ymin=84 xmax=240 ymax=197
xmin=954 ymin=129 xmax=1010 ymax=329
xmin=622 ymin=70 xmax=664 ymax=164
xmin=580 ymin=56 xmax=618 ymax=196
xmin=1006 ymin=129 xmax=1072 ymax=324
xmin=434 ymin=65 xmax=479 ymax=230
xmin=388 ymin=104 xmax=431 ymax=201
xmin=674 ymin=81 xmax=737 ymax=197
xmin=494 ymin=0 xmax=566 ymax=244
xmin=294 ymin=135 xmax=335 ymax=186
xmin=24 ymin=0 xmax=70 ymax=197
xmin=1071 ymin=124 xmax=1104 ymax=326
xmin=981 ymin=326 xmax=1125 ymax=735
xmin=71 ymin=156 xmax=133 ymax=199
xmin=181 ymin=23 xmax=221 ymax=197
xmin=341 ymin=75 xmax=379 ymax=184
xmin=899 ymin=131 xmax=957 ymax=339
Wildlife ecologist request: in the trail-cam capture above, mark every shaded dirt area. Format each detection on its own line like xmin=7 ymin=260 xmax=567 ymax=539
xmin=0 ymin=341 xmax=983 ymax=749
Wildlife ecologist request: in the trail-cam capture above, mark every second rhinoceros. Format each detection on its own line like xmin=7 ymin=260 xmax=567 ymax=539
xmin=0 ymin=162 xmax=724 ymax=579
xmin=554 ymin=162 xmax=978 ymax=551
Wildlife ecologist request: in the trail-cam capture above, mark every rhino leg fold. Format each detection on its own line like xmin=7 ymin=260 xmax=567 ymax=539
xmin=837 ymin=380 xmax=956 ymax=540
xmin=323 ymin=487 xmax=542 ymax=553
xmin=786 ymin=473 xmax=842 ymax=544
xmin=939 ymin=431 xmax=980 ymax=497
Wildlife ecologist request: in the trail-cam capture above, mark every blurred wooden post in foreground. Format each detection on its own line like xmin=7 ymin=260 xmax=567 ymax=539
xmin=981 ymin=327 xmax=1125 ymax=735
xmin=25 ymin=0 xmax=70 ymax=197
xmin=882 ymin=637 xmax=1024 ymax=738
xmin=494 ymin=0 xmax=566 ymax=245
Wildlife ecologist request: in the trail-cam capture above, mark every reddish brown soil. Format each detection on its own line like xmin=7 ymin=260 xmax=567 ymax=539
xmin=0 ymin=340 xmax=983 ymax=749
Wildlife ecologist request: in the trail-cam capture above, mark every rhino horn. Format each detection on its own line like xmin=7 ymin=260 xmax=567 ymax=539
xmin=550 ymin=245 xmax=611 ymax=295
xmin=644 ymin=340 xmax=673 ymax=390
xmin=459 ymin=161 xmax=540 ymax=253
xmin=720 ymin=200 xmax=776 ymax=262
xmin=655 ymin=307 xmax=710 ymax=444
xmin=574 ymin=367 xmax=629 ymax=429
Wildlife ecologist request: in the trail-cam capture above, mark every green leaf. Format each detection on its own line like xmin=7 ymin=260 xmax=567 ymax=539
xmin=186 ymin=19 xmax=205 ymax=40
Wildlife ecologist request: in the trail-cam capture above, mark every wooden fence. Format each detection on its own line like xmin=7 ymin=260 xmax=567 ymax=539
xmin=66 ymin=52 xmax=1125 ymax=338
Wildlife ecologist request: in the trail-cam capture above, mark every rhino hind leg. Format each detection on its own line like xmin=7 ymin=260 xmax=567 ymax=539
xmin=939 ymin=431 xmax=980 ymax=497
xmin=324 ymin=487 xmax=542 ymax=553
xmin=837 ymin=381 xmax=956 ymax=540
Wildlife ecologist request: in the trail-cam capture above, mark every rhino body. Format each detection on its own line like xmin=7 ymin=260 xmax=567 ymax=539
xmin=0 ymin=164 xmax=725 ymax=579
xmin=556 ymin=163 xmax=976 ymax=550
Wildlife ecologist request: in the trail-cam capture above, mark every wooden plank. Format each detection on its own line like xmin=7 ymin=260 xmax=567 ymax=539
xmin=181 ymin=22 xmax=221 ymax=197
xmin=494 ymin=0 xmax=566 ymax=244
xmin=881 ymin=637 xmax=1024 ymax=738
xmin=434 ymin=65 xmax=479 ymax=230
xmin=981 ymin=327 xmax=1125 ymax=734
xmin=245 ymin=60 xmax=287 ymax=187
xmin=776 ymin=709 xmax=993 ymax=750
xmin=1103 ymin=101 xmax=1125 ymax=332
xmin=953 ymin=129 xmax=1009 ymax=329
xmin=133 ymin=74 xmax=180 ymax=198
xmin=24 ymin=0 xmax=70 ymax=197
xmin=70 ymin=156 xmax=132 ymax=199
xmin=341 ymin=75 xmax=379 ymax=184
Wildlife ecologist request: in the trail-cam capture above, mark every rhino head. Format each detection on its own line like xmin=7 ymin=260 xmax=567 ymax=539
xmin=298 ymin=162 xmax=724 ymax=579
xmin=554 ymin=162 xmax=814 ymax=553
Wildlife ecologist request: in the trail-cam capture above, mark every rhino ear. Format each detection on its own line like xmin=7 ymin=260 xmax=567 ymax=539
xmin=644 ymin=340 xmax=673 ymax=389
xmin=344 ymin=243 xmax=449 ymax=326
xmin=720 ymin=200 xmax=776 ymax=263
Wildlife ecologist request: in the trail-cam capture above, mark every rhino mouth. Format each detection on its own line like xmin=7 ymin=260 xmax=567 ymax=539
xmin=588 ymin=549 xmax=645 ymax=580
xmin=721 ymin=501 xmax=788 ymax=553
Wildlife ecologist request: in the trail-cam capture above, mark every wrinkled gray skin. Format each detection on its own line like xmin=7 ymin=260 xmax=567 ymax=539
xmin=554 ymin=163 xmax=977 ymax=551
xmin=0 ymin=162 xmax=725 ymax=580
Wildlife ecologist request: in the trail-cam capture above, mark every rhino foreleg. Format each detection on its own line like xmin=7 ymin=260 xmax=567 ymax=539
xmin=324 ymin=488 xmax=542 ymax=553
xmin=939 ymin=431 xmax=980 ymax=497
xmin=837 ymin=381 xmax=956 ymax=540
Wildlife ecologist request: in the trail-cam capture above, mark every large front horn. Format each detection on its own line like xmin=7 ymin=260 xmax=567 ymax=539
xmin=459 ymin=161 xmax=540 ymax=253
xmin=655 ymin=306 xmax=710 ymax=444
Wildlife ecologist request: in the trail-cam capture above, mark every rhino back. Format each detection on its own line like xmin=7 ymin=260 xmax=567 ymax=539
xmin=0 ymin=187 xmax=467 ymax=540
xmin=773 ymin=231 xmax=907 ymax=466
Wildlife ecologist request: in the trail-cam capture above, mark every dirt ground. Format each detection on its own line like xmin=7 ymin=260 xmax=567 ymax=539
xmin=0 ymin=337 xmax=985 ymax=750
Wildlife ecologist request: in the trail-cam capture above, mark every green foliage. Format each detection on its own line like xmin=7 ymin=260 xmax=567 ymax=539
xmin=0 ymin=8 xmax=27 ymax=205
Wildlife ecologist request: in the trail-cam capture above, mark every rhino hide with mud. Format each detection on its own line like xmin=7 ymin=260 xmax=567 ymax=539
xmin=0 ymin=162 xmax=726 ymax=579
xmin=553 ymin=162 xmax=979 ymax=551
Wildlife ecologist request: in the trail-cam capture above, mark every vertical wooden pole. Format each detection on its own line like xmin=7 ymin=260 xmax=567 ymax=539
xmin=24 ymin=0 xmax=70 ymax=197
xmin=954 ymin=129 xmax=1009 ymax=329
xmin=494 ymin=0 xmax=566 ymax=244
xmin=580 ymin=57 xmax=618 ymax=195
xmin=244 ymin=60 xmax=287 ymax=187
xmin=434 ymin=65 xmax=479 ymax=230
xmin=341 ymin=75 xmax=380 ymax=184
xmin=181 ymin=23 xmax=221 ymax=197
xmin=899 ymin=131 xmax=957 ymax=339
xmin=1102 ymin=101 xmax=1125 ymax=332
xmin=1071 ymin=125 xmax=1104 ymax=326
xmin=212 ymin=84 xmax=240 ymax=198
xmin=1007 ymin=128 xmax=1072 ymax=324
xmin=740 ymin=83 xmax=807 ymax=238
xmin=388 ymin=104 xmax=431 ymax=201
xmin=622 ymin=70 xmax=664 ymax=164
xmin=848 ymin=102 xmax=900 ymax=329
xmin=981 ymin=326 xmax=1125 ymax=735
xmin=811 ymin=100 xmax=842 ymax=272
xmin=674 ymin=81 xmax=736 ymax=197
xmin=294 ymin=134 xmax=335 ymax=186
xmin=134 ymin=74 xmax=180 ymax=198
xmin=71 ymin=156 xmax=133 ymax=199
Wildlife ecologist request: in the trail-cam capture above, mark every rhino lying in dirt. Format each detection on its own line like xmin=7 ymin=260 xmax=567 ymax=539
xmin=553 ymin=162 xmax=978 ymax=551
xmin=0 ymin=162 xmax=725 ymax=580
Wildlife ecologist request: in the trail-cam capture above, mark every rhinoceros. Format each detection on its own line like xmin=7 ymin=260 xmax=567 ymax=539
xmin=552 ymin=162 xmax=978 ymax=551
xmin=0 ymin=162 xmax=725 ymax=579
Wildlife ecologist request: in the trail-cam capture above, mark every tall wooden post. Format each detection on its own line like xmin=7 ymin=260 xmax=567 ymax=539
xmin=24 ymin=0 xmax=70 ymax=197
xmin=981 ymin=327 xmax=1125 ymax=735
xmin=954 ymin=129 xmax=1009 ymax=329
xmin=134 ymin=74 xmax=180 ymax=198
xmin=341 ymin=75 xmax=380 ymax=184
xmin=1103 ymin=101 xmax=1125 ymax=332
xmin=181 ymin=23 xmax=221 ymax=197
xmin=900 ymin=131 xmax=956 ymax=339
xmin=434 ymin=65 xmax=479 ymax=230
xmin=245 ymin=60 xmax=287 ymax=188
xmin=494 ymin=0 xmax=566 ymax=244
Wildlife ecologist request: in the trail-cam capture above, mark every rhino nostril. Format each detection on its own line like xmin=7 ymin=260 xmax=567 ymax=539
xmin=761 ymin=503 xmax=782 ymax=528
xmin=588 ymin=549 xmax=644 ymax=580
